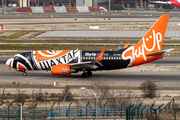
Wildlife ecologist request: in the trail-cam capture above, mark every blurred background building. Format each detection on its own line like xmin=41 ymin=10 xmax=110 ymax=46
xmin=0 ymin=0 xmax=167 ymax=9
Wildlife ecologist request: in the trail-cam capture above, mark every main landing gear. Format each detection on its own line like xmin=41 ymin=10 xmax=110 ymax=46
xmin=22 ymin=71 xmax=27 ymax=76
xmin=82 ymin=71 xmax=92 ymax=78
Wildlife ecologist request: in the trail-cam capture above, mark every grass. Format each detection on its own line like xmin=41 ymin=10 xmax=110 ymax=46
xmin=0 ymin=30 xmax=40 ymax=39
xmin=0 ymin=39 xmax=139 ymax=43
xmin=1 ymin=39 xmax=180 ymax=44
xmin=0 ymin=44 xmax=120 ymax=50
xmin=0 ymin=44 xmax=178 ymax=51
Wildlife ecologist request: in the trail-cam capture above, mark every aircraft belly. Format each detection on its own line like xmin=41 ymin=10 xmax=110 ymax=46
xmin=100 ymin=59 xmax=130 ymax=70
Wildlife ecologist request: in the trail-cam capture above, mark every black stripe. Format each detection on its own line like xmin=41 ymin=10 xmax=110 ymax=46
xmin=39 ymin=62 xmax=44 ymax=70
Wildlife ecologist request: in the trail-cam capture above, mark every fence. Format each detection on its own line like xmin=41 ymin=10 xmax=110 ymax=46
xmin=0 ymin=98 xmax=177 ymax=119
xmin=0 ymin=85 xmax=180 ymax=119
xmin=47 ymin=98 xmax=178 ymax=120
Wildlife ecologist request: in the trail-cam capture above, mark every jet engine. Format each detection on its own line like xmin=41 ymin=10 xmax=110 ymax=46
xmin=51 ymin=64 xmax=76 ymax=75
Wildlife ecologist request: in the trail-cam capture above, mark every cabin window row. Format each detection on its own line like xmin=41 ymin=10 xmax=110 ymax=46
xmin=36 ymin=57 xmax=77 ymax=60
xmin=82 ymin=57 xmax=121 ymax=60
xmin=35 ymin=57 xmax=121 ymax=60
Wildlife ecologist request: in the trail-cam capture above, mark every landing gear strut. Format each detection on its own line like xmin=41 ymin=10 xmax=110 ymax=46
xmin=22 ymin=71 xmax=27 ymax=76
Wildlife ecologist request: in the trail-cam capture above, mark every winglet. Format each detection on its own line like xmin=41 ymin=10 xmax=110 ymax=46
xmin=95 ymin=48 xmax=106 ymax=62
xmin=124 ymin=43 xmax=130 ymax=49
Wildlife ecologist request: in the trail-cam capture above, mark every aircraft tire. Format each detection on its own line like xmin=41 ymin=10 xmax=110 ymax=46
xmin=87 ymin=71 xmax=92 ymax=77
xmin=23 ymin=72 xmax=27 ymax=76
xmin=82 ymin=72 xmax=87 ymax=78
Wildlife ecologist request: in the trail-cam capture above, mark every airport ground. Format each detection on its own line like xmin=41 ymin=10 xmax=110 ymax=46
xmin=1 ymin=13 xmax=180 ymax=119
xmin=1 ymin=13 xmax=180 ymax=90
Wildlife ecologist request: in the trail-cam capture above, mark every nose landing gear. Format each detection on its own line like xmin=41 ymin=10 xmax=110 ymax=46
xmin=22 ymin=71 xmax=27 ymax=76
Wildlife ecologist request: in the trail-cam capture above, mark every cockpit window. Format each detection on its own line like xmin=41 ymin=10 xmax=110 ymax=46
xmin=14 ymin=56 xmax=23 ymax=61
xmin=14 ymin=56 xmax=19 ymax=60
xmin=25 ymin=53 xmax=30 ymax=60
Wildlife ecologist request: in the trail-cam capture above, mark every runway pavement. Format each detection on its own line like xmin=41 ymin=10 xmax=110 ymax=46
xmin=0 ymin=64 xmax=180 ymax=86
xmin=0 ymin=56 xmax=180 ymax=86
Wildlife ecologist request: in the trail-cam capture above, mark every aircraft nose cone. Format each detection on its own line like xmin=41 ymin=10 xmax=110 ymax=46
xmin=5 ymin=58 xmax=13 ymax=67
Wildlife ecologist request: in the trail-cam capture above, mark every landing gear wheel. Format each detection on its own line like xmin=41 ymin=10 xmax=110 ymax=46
xmin=23 ymin=71 xmax=27 ymax=76
xmin=82 ymin=72 xmax=87 ymax=78
xmin=87 ymin=71 xmax=92 ymax=77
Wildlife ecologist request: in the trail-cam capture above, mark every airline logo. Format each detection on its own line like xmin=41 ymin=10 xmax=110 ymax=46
xmin=122 ymin=15 xmax=169 ymax=67
xmin=62 ymin=67 xmax=67 ymax=74
xmin=122 ymin=30 xmax=162 ymax=61
xmin=32 ymin=49 xmax=80 ymax=70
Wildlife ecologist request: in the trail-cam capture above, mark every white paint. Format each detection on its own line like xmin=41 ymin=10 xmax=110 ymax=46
xmin=77 ymin=6 xmax=90 ymax=12
xmin=54 ymin=6 xmax=67 ymax=13
xmin=89 ymin=26 xmax=99 ymax=29
xmin=31 ymin=7 xmax=44 ymax=13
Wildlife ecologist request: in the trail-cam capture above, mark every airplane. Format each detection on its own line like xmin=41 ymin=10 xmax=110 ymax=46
xmin=148 ymin=0 xmax=180 ymax=8
xmin=4 ymin=15 xmax=173 ymax=78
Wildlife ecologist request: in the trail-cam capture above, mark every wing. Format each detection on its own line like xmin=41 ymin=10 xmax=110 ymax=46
xmin=69 ymin=48 xmax=106 ymax=69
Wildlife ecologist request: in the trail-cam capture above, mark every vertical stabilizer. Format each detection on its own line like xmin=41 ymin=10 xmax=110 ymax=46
xmin=122 ymin=15 xmax=169 ymax=66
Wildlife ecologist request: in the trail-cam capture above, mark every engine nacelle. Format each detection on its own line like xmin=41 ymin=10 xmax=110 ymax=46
xmin=51 ymin=64 xmax=71 ymax=75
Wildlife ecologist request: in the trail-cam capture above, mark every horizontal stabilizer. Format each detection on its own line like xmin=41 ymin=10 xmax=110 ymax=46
xmin=146 ymin=48 xmax=174 ymax=56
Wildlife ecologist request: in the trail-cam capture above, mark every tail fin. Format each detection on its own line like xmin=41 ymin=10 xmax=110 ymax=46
xmin=136 ymin=15 xmax=169 ymax=53
xmin=122 ymin=15 xmax=169 ymax=66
